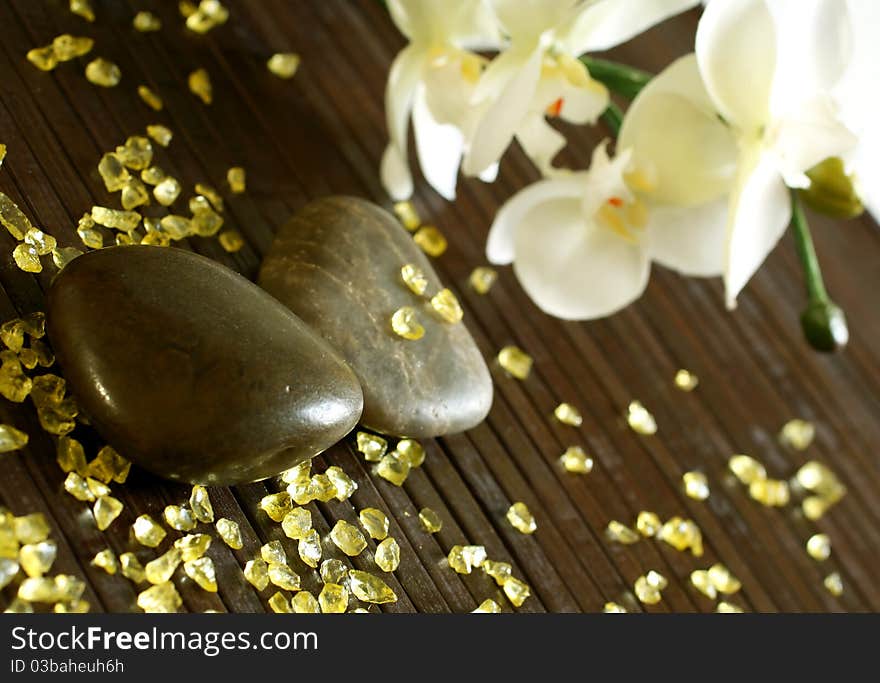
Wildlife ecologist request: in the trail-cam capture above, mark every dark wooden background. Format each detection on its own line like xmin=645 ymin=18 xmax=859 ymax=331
xmin=0 ymin=0 xmax=877 ymax=613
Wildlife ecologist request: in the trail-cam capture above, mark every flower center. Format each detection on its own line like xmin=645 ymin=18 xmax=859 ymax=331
xmin=595 ymin=171 xmax=654 ymax=243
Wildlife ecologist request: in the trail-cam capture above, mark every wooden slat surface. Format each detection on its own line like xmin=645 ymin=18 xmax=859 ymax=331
xmin=0 ymin=0 xmax=878 ymax=613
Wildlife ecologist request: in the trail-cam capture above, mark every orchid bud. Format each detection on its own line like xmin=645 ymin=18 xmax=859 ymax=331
xmin=801 ymin=299 xmax=849 ymax=352
xmin=799 ymin=157 xmax=864 ymax=220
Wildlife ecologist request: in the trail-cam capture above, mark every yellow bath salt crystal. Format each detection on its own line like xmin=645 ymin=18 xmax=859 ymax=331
xmin=91 ymin=206 xmax=140 ymax=232
xmin=469 ymin=266 xmax=497 ymax=295
xmin=627 ymin=401 xmax=657 ymax=435
xmin=298 ymin=529 xmax=322 ymax=568
xmin=0 ymin=143 xmax=5 ymax=167
xmin=307 ymin=473 xmax=336 ymax=502
xmin=189 ymin=485 xmax=214 ymax=523
xmin=138 ymin=581 xmax=182 ymax=613
xmin=90 ymin=548 xmax=118 ymax=575
xmin=498 ymin=345 xmax=532 ymax=380
xmin=350 ymin=570 xmax=397 ymax=604
xmin=191 ymin=207 xmax=224 ymax=237
xmin=376 ymin=452 xmax=411 ymax=486
xmin=0 ymin=359 xmax=29 ymax=402
xmin=0 ymin=424 xmax=28 ymax=452
xmin=12 ymin=244 xmax=41 ymax=274
xmin=418 ymin=507 xmax=442 ymax=534
xmin=162 ymin=505 xmax=196 ymax=532
xmin=635 ymin=511 xmax=661 ymax=537
xmin=133 ymin=515 xmax=167 ymax=548
xmin=281 ymin=508 xmax=312 ymax=540
xmin=189 ymin=193 xmax=212 ymax=213
xmin=19 ymin=540 xmax=57 ymax=577
xmin=482 ymin=560 xmax=512 ymax=586
xmin=269 ymin=562 xmax=301 ymax=591
xmin=390 ymin=306 xmax=425 ymax=340
xmin=413 ymin=225 xmax=447 ymax=257
xmin=292 ymin=590 xmax=320 ymax=613
xmin=216 ymin=517 xmax=243 ymax=550
xmin=259 ymin=540 xmax=286 ymax=566
xmin=194 ymin=183 xmax=224 ymax=212
xmin=85 ymin=58 xmax=121 ymax=87
xmin=0 ymin=319 xmax=25 ymax=351
xmin=507 ymin=502 xmax=537 ymax=535
xmin=358 ymin=508 xmax=389 ymax=541
xmin=24 ymin=229 xmax=57 ymax=256
xmin=55 ymin=437 xmax=84 ymax=476
xmin=86 ymin=477 xmax=110 ymax=499
xmin=553 ymin=402 xmax=583 ymax=427
xmin=52 ymin=35 xmax=94 ymax=61
xmin=27 ymin=45 xmax=58 ymax=71
xmin=98 ymin=152 xmax=131 ymax=192
xmin=93 ymin=495 xmax=123 ymax=531
xmin=606 ymin=520 xmax=640 ymax=544
xmin=69 ymin=0 xmax=95 ymax=22
xmin=30 ymin=339 xmax=53 ymax=368
xmin=503 ymin=577 xmax=531 ymax=607
xmin=431 ymin=288 xmax=464 ymax=324
xmin=683 ymin=471 xmax=710 ymax=501
xmin=330 ymin=520 xmax=367 ymax=557
xmin=63 ymin=472 xmax=93 ymax=502
xmin=146 ymin=124 xmax=173 ymax=147
xmin=795 ymin=461 xmax=846 ymax=500
xmin=603 ymin=602 xmax=627 ymax=613
xmin=184 ymin=556 xmax=217 ymax=592
xmin=133 ymin=10 xmax=161 ymax=32
xmin=320 ymin=558 xmax=348 ymax=585
xmin=325 ymin=466 xmax=357 ymax=501
xmin=268 ymin=591 xmax=292 ymax=613
xmin=137 ymin=84 xmax=163 ymax=111
xmin=140 ymin=166 xmax=165 ymax=186
xmin=189 ymin=68 xmax=212 ymax=104
xmin=0 ymin=558 xmax=19 ymax=589
xmin=779 ymin=418 xmax=815 ymax=451
xmin=375 ymin=537 xmax=400 ymax=572
xmin=716 ymin=601 xmax=744 ymax=613
xmin=14 ymin=514 xmax=50 ymax=545
xmin=658 ymin=516 xmax=703 ymax=556
xmin=267 ymin=53 xmax=301 ymax=79
xmin=160 ymin=215 xmax=192 ymax=240
xmin=226 ymin=166 xmax=247 ymax=194
xmin=707 ymin=563 xmax=740 ymax=594
xmin=54 ymin=599 xmax=90 ymax=613
xmin=396 ymin=439 xmax=425 ymax=468
xmin=824 ymin=572 xmax=843 ymax=596
xmin=807 ymin=533 xmax=831 ymax=561
xmin=88 ymin=445 xmax=130 ymax=484
xmin=393 ymin=201 xmax=420 ymax=231
xmin=749 ymin=478 xmax=790 ymax=507
xmin=674 ymin=369 xmax=699 ymax=391
xmin=287 ymin=481 xmax=312 ymax=506
xmin=186 ymin=8 xmax=216 ymax=34
xmin=559 ymin=445 xmax=593 ymax=474
xmin=634 ymin=576 xmax=661 ymax=605
xmin=690 ymin=569 xmax=717 ymax=599
xmin=356 ymin=431 xmax=387 ymax=461
xmin=145 ymin=547 xmax=182 ymax=585
xmin=0 ymin=192 xmax=36 ymax=240
xmin=728 ymin=454 xmax=766 ymax=485
xmin=244 ymin=558 xmax=269 ymax=591
xmin=319 ymin=583 xmax=349 ymax=613
xmin=802 ymin=496 xmax=830 ymax=521
xmin=118 ymin=136 xmax=154 ymax=170
xmin=400 ymin=263 xmax=428 ymax=296
xmin=18 ymin=577 xmax=60 ymax=603
xmin=472 ymin=598 xmax=502 ymax=613
xmin=259 ymin=492 xmax=292 ymax=522
xmin=219 ymin=230 xmax=244 ymax=253
xmin=175 ymin=534 xmax=211 ymax=563
xmin=153 ymin=177 xmax=182 ymax=207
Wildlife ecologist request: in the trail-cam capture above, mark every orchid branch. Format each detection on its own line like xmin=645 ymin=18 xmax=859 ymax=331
xmin=580 ymin=57 xmax=652 ymax=99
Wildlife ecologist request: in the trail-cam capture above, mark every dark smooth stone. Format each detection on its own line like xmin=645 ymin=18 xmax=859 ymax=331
xmin=258 ymin=196 xmax=493 ymax=438
xmin=47 ymin=246 xmax=363 ymax=485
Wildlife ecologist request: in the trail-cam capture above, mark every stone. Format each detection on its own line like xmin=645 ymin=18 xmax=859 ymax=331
xmin=258 ymin=197 xmax=492 ymax=438
xmin=47 ymin=246 xmax=363 ymax=485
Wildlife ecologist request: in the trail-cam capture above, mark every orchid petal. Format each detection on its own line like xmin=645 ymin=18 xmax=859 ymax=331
xmin=487 ymin=174 xmax=587 ymax=264
xmin=724 ymin=147 xmax=792 ymax=307
xmin=412 ymin=85 xmax=464 ymax=200
xmin=380 ymin=144 xmax=414 ymax=201
xmin=490 ymin=0 xmax=578 ymax=39
xmin=646 ymin=198 xmax=727 ymax=277
xmin=696 ymin=0 xmax=776 ymax=131
xmin=560 ymin=0 xmax=699 ymax=55
xmin=619 ymin=54 xmax=737 ymax=206
xmin=515 ymin=114 xmax=567 ymax=175
xmin=512 ymin=197 xmax=650 ymax=320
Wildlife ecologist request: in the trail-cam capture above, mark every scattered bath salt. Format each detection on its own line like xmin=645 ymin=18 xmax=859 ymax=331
xmin=674 ymin=369 xmax=699 ymax=391
xmin=188 ymin=68 xmax=213 ymax=104
xmin=267 ymin=53 xmax=300 ymax=79
xmin=85 ymin=58 xmax=121 ymax=87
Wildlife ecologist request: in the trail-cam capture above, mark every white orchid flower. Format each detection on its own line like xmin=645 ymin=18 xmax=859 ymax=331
xmin=381 ymin=0 xmax=502 ymax=201
xmin=462 ymin=0 xmax=700 ymax=178
xmin=832 ymin=0 xmax=880 ymax=217
xmin=661 ymin=0 xmax=857 ymax=307
xmin=485 ymin=139 xmax=727 ymax=320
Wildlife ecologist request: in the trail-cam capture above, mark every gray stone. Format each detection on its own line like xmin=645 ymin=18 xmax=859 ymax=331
xmin=258 ymin=196 xmax=492 ymax=438
xmin=47 ymin=245 xmax=363 ymax=485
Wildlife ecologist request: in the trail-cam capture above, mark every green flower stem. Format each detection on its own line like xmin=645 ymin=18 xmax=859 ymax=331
xmin=790 ymin=190 xmax=849 ymax=351
xmin=580 ymin=56 xmax=653 ymax=99
xmin=601 ymin=101 xmax=624 ymax=136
